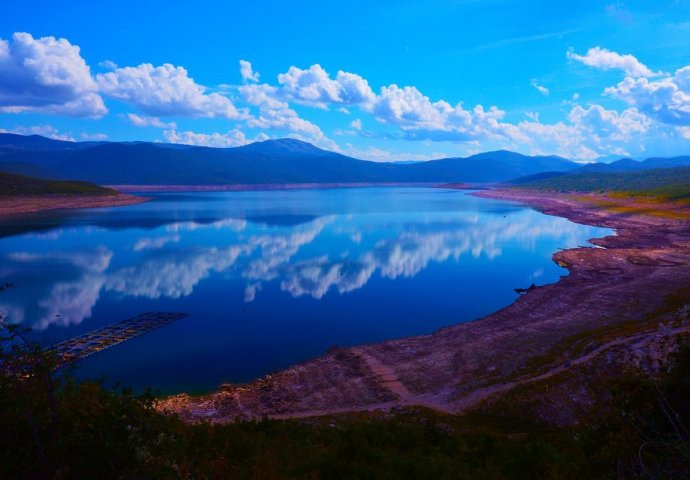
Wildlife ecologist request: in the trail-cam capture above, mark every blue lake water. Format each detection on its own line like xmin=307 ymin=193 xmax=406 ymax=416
xmin=0 ymin=187 xmax=612 ymax=394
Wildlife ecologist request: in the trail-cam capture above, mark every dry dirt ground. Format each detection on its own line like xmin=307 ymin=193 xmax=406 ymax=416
xmin=159 ymin=189 xmax=690 ymax=424
xmin=0 ymin=194 xmax=147 ymax=216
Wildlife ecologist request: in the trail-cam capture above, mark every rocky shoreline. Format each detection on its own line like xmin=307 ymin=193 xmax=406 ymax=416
xmin=0 ymin=193 xmax=147 ymax=216
xmin=159 ymin=189 xmax=690 ymax=423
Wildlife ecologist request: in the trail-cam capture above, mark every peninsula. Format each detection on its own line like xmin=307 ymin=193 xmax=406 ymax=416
xmin=0 ymin=172 xmax=146 ymax=216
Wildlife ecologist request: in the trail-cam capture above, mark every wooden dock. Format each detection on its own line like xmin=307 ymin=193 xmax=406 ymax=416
xmin=50 ymin=312 xmax=188 ymax=367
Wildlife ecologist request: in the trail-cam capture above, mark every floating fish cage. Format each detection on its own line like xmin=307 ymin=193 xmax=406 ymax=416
xmin=50 ymin=312 xmax=188 ymax=367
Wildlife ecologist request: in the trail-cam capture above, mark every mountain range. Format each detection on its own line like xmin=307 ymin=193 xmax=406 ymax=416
xmin=0 ymin=134 xmax=577 ymax=185
xmin=2 ymin=133 xmax=690 ymax=185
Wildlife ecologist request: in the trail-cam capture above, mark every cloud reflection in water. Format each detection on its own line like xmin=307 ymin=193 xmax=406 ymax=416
xmin=0 ymin=208 xmax=603 ymax=329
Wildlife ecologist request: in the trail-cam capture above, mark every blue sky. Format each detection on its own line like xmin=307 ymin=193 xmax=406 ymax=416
xmin=2 ymin=0 xmax=690 ymax=161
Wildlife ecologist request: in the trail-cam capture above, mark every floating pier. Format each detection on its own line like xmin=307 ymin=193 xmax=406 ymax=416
xmin=50 ymin=312 xmax=188 ymax=367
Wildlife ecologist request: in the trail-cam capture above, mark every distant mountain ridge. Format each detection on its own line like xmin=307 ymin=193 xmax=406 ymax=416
xmin=0 ymin=134 xmax=584 ymax=185
xmin=577 ymin=156 xmax=690 ymax=173
xmin=3 ymin=133 xmax=690 ymax=186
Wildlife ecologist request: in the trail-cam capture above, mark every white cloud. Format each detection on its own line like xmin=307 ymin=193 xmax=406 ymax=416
xmin=239 ymin=83 xmax=289 ymax=110
xmin=567 ymin=46 xmax=661 ymax=78
xmin=531 ymin=79 xmax=550 ymax=96
xmin=2 ymin=32 xmax=685 ymax=160
xmin=80 ymin=132 xmax=108 ymax=141
xmin=0 ymin=124 xmax=74 ymax=141
xmin=239 ymin=82 xmax=332 ymax=146
xmin=605 ymin=66 xmax=690 ymax=125
xmin=277 ymin=64 xmax=375 ymax=108
xmin=339 ymin=144 xmax=446 ymax=162
xmin=0 ymin=32 xmax=106 ymax=117
xmin=515 ymin=104 xmax=651 ymax=160
xmin=567 ymin=104 xmax=650 ymax=140
xmin=246 ymin=108 xmax=326 ymax=138
xmin=372 ymin=84 xmax=521 ymax=142
xmin=127 ymin=113 xmax=177 ymax=129
xmin=239 ymin=59 xmax=260 ymax=83
xmin=97 ymin=63 xmax=246 ymax=118
xmin=163 ymin=129 xmax=251 ymax=147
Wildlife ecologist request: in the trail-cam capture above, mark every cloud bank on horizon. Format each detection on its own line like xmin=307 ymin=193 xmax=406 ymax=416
xmin=1 ymin=1 xmax=690 ymax=162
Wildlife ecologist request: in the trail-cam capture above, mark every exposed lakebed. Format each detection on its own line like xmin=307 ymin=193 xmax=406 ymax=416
xmin=0 ymin=187 xmax=611 ymax=393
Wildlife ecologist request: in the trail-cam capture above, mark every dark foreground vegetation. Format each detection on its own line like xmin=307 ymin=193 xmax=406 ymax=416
xmin=1 ymin=286 xmax=689 ymax=479
xmin=0 ymin=172 xmax=116 ymax=197
xmin=515 ymin=166 xmax=690 ymax=202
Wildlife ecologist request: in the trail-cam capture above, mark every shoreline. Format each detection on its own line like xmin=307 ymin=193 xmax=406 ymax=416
xmin=0 ymin=193 xmax=148 ymax=217
xmin=159 ymin=188 xmax=690 ymax=423
xmin=108 ymin=182 xmax=469 ymax=193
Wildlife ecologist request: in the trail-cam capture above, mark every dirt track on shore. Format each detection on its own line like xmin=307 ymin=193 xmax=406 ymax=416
xmin=0 ymin=194 xmax=147 ymax=216
xmin=159 ymin=189 xmax=690 ymax=422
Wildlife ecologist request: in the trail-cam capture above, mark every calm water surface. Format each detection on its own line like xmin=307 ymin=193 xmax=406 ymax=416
xmin=0 ymin=188 xmax=612 ymax=393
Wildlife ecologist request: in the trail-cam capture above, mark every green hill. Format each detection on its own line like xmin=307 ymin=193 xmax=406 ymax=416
xmin=0 ymin=172 xmax=117 ymax=197
xmin=514 ymin=166 xmax=690 ymax=201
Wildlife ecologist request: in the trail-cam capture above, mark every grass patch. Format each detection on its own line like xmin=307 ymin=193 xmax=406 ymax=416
xmin=0 ymin=171 xmax=116 ymax=197
xmin=515 ymin=166 xmax=690 ymax=216
xmin=513 ymin=287 xmax=690 ymax=380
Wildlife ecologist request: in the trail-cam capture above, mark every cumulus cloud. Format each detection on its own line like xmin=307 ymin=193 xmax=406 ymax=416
xmin=246 ymin=108 xmax=325 ymax=138
xmin=567 ymin=104 xmax=650 ymax=140
xmin=515 ymin=104 xmax=651 ymax=160
xmin=269 ymin=64 xmax=522 ymax=144
xmin=97 ymin=63 xmax=245 ymax=118
xmin=239 ymin=83 xmax=288 ymax=110
xmin=3 ymin=31 xmax=684 ymax=160
xmin=567 ymin=46 xmax=660 ymax=78
xmin=374 ymin=86 xmax=520 ymax=142
xmin=127 ymin=113 xmax=177 ymax=129
xmin=0 ymin=32 xmax=106 ymax=117
xmin=239 ymin=59 xmax=260 ymax=83
xmin=163 ymin=128 xmax=252 ymax=147
xmin=237 ymin=82 xmax=333 ymax=146
xmin=605 ymin=67 xmax=690 ymax=125
xmin=277 ymin=64 xmax=375 ymax=108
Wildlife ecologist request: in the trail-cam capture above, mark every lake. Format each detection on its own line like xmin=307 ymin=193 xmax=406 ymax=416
xmin=0 ymin=187 xmax=612 ymax=394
